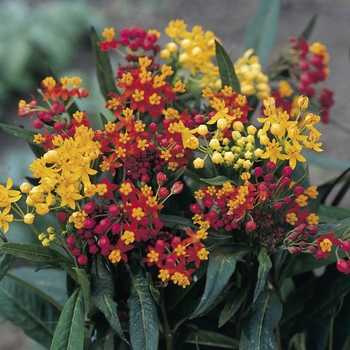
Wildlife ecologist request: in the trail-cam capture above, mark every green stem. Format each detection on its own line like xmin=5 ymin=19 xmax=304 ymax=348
xmin=160 ymin=290 xmax=173 ymax=350
xmin=328 ymin=310 xmax=335 ymax=350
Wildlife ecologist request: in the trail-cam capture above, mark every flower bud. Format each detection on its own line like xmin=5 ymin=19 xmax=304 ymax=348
xmin=158 ymin=187 xmax=170 ymax=199
xmin=233 ymin=121 xmax=244 ymax=132
xmin=211 ymin=152 xmax=223 ymax=164
xmin=193 ymin=157 xmax=205 ymax=169
xmin=23 ymin=213 xmax=35 ymax=225
xmin=156 ymin=172 xmax=167 ymax=185
xmin=217 ymin=118 xmax=228 ymax=130
xmin=209 ymin=138 xmax=220 ymax=150
xmin=171 ymin=181 xmax=183 ymax=194
xmin=297 ymin=96 xmax=309 ymax=110
xmin=20 ymin=182 xmax=31 ymax=193
xmin=245 ymin=220 xmax=257 ymax=232
xmin=197 ymin=124 xmax=208 ymax=136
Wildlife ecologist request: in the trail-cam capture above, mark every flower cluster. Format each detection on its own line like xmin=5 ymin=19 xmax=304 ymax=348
xmin=2 ymin=20 xmax=349 ymax=294
xmin=268 ymin=36 xmax=334 ymax=123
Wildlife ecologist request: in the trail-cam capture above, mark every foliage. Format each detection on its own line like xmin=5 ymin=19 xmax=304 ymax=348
xmin=0 ymin=1 xmax=349 ymax=349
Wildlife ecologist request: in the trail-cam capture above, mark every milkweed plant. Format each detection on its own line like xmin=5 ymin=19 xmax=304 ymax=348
xmin=0 ymin=3 xmax=349 ymax=350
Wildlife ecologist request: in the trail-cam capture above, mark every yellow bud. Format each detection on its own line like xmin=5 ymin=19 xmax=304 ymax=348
xmin=246 ymin=135 xmax=255 ymax=144
xmin=47 ymin=226 xmax=55 ymax=234
xmin=254 ymin=148 xmax=264 ymax=158
xmin=270 ymin=123 xmax=282 ymax=136
xmin=38 ymin=233 xmax=46 ymax=241
xmin=197 ymin=125 xmax=208 ymax=136
xmin=160 ymin=49 xmax=170 ymax=59
xmin=232 ymin=131 xmax=242 ymax=141
xmin=193 ymin=157 xmax=205 ymax=169
xmin=23 ymin=213 xmax=35 ymax=225
xmin=245 ymin=143 xmax=254 ymax=151
xmin=247 ymin=125 xmax=257 ymax=135
xmin=166 ymin=42 xmax=178 ymax=52
xmin=298 ymin=95 xmax=309 ymax=110
xmin=243 ymin=160 xmax=253 ymax=169
xmin=191 ymin=46 xmax=202 ymax=56
xmin=244 ymin=151 xmax=253 ymax=159
xmin=224 ymin=151 xmax=235 ymax=162
xmin=222 ymin=138 xmax=230 ymax=146
xmin=233 ymin=121 xmax=244 ymax=132
xmin=217 ymin=118 xmax=228 ymax=130
xmin=209 ymin=138 xmax=221 ymax=150
xmin=181 ymin=39 xmax=191 ymax=49
xmin=42 ymin=238 xmax=51 ymax=247
xmin=236 ymin=138 xmax=246 ymax=147
xmin=20 ymin=182 xmax=32 ymax=194
xmin=241 ymin=172 xmax=251 ymax=181
xmin=236 ymin=158 xmax=244 ymax=166
xmin=49 ymin=234 xmax=56 ymax=241
xmin=257 ymin=129 xmax=266 ymax=138
xmin=260 ymin=135 xmax=269 ymax=145
xmin=211 ymin=152 xmax=223 ymax=164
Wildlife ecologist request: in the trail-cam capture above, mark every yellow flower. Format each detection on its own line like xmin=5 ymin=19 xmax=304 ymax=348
xmin=193 ymin=157 xmax=205 ymax=169
xmin=0 ymin=206 xmax=14 ymax=233
xmin=0 ymin=178 xmax=22 ymax=210
xmin=284 ymin=141 xmax=306 ymax=169
xmin=261 ymin=139 xmax=286 ymax=164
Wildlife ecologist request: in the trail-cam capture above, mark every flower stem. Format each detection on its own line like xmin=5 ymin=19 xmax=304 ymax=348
xmin=160 ymin=290 xmax=172 ymax=350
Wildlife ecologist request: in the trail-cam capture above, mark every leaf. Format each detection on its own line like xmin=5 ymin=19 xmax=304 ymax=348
xmin=298 ymin=14 xmax=317 ymax=41
xmin=291 ymin=266 xmax=350 ymax=335
xmin=0 ymin=251 xmax=15 ymax=282
xmin=0 ymin=242 xmax=72 ymax=264
xmin=219 ymin=288 xmax=247 ymax=327
xmin=90 ymin=322 xmax=116 ymax=350
xmin=91 ymin=255 xmax=127 ymax=343
xmin=318 ymin=204 xmax=350 ymax=223
xmin=215 ymin=40 xmax=241 ymax=93
xmin=200 ymin=175 xmax=236 ymax=186
xmin=191 ymin=244 xmax=252 ymax=319
xmin=50 ymin=288 xmax=85 ymax=350
xmin=240 ymin=289 xmax=282 ymax=350
xmin=254 ymin=246 xmax=272 ymax=303
xmin=91 ymin=26 xmax=119 ymax=100
xmin=185 ymin=330 xmax=240 ymax=348
xmin=0 ymin=275 xmax=61 ymax=348
xmin=73 ymin=267 xmax=97 ymax=314
xmin=243 ymin=0 xmax=281 ymax=66
xmin=127 ymin=265 xmax=159 ymax=350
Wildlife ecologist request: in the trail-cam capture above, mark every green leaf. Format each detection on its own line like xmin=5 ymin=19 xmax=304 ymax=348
xmin=298 ymin=14 xmax=317 ymax=41
xmin=0 ymin=251 xmax=15 ymax=282
xmin=0 ymin=275 xmax=61 ymax=348
xmin=254 ymin=246 xmax=272 ymax=303
xmin=185 ymin=330 xmax=240 ymax=348
xmin=215 ymin=40 xmax=241 ymax=93
xmin=191 ymin=244 xmax=252 ymax=319
xmin=127 ymin=265 xmax=159 ymax=350
xmin=219 ymin=288 xmax=247 ymax=328
xmin=0 ymin=242 xmax=72 ymax=264
xmin=50 ymin=288 xmax=85 ymax=350
xmin=91 ymin=26 xmax=119 ymax=100
xmin=291 ymin=267 xmax=350 ymax=335
xmin=240 ymin=289 xmax=282 ymax=350
xmin=91 ymin=255 xmax=127 ymax=343
xmin=200 ymin=175 xmax=236 ymax=186
xmin=89 ymin=322 xmax=116 ymax=350
xmin=318 ymin=204 xmax=350 ymax=223
xmin=243 ymin=0 xmax=281 ymax=66
xmin=0 ymin=123 xmax=44 ymax=158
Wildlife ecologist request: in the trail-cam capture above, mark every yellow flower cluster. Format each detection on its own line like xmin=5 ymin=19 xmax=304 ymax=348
xmin=161 ymin=19 xmax=220 ymax=87
xmin=234 ymin=49 xmax=270 ymax=99
xmin=26 ymin=125 xmax=100 ymax=215
xmin=258 ymin=96 xmax=323 ymax=169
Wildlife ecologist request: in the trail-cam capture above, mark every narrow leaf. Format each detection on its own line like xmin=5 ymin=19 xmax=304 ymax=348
xmin=291 ymin=268 xmax=350 ymax=335
xmin=127 ymin=265 xmax=159 ymax=350
xmin=0 ymin=251 xmax=15 ymax=282
xmin=299 ymin=14 xmax=317 ymax=40
xmin=91 ymin=26 xmax=119 ymax=100
xmin=254 ymin=246 xmax=272 ymax=303
xmin=0 ymin=123 xmax=38 ymax=144
xmin=91 ymin=255 xmax=127 ymax=343
xmin=0 ymin=242 xmax=71 ymax=264
xmin=90 ymin=322 xmax=116 ymax=350
xmin=200 ymin=175 xmax=236 ymax=186
xmin=0 ymin=275 xmax=61 ymax=348
xmin=215 ymin=40 xmax=241 ymax=93
xmin=219 ymin=288 xmax=247 ymax=328
xmin=186 ymin=330 xmax=240 ymax=348
xmin=191 ymin=244 xmax=251 ymax=319
xmin=50 ymin=288 xmax=85 ymax=350
xmin=240 ymin=289 xmax=282 ymax=350
xmin=243 ymin=0 xmax=281 ymax=66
